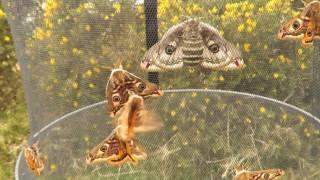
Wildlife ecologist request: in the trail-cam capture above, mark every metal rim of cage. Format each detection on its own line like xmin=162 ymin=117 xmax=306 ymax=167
xmin=15 ymin=89 xmax=320 ymax=179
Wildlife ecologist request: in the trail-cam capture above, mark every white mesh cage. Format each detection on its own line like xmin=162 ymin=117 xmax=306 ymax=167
xmin=1 ymin=0 xmax=320 ymax=179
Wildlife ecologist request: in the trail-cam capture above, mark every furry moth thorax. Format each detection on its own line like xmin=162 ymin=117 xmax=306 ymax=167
xmin=24 ymin=143 xmax=45 ymax=176
xmin=278 ymin=1 xmax=320 ymax=46
xmin=106 ymin=69 xmax=163 ymax=117
xmin=141 ymin=18 xmax=245 ymax=72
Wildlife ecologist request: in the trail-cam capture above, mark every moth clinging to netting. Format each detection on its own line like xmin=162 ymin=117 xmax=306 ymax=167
xmin=141 ymin=17 xmax=245 ymax=72
xmin=106 ymin=68 xmax=163 ymax=117
xmin=86 ymin=94 xmax=162 ymax=166
xmin=233 ymin=167 xmax=285 ymax=180
xmin=24 ymin=143 xmax=45 ymax=176
xmin=278 ymin=0 xmax=320 ymax=46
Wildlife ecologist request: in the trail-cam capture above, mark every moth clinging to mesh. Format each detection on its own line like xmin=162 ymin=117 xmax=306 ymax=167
xmin=278 ymin=0 xmax=320 ymax=46
xmin=233 ymin=167 xmax=285 ymax=180
xmin=24 ymin=143 xmax=45 ymax=176
xmin=141 ymin=18 xmax=245 ymax=72
xmin=106 ymin=68 xmax=163 ymax=117
xmin=87 ymin=94 xmax=161 ymax=166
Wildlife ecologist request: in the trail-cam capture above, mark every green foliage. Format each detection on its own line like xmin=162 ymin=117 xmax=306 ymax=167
xmin=0 ymin=100 xmax=29 ymax=179
xmin=0 ymin=5 xmax=20 ymax=111
xmin=0 ymin=4 xmax=28 ymax=179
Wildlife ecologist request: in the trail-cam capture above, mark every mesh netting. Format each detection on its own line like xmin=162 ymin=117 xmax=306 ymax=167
xmin=16 ymin=90 xmax=320 ymax=179
xmin=1 ymin=0 xmax=320 ymax=179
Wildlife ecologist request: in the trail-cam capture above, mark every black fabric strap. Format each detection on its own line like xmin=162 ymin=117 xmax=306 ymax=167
xmin=144 ymin=0 xmax=159 ymax=85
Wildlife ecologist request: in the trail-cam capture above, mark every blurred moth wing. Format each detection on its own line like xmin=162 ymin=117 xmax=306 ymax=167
xmin=115 ymin=94 xmax=163 ymax=141
xmin=106 ymin=69 xmax=163 ymax=117
xmin=141 ymin=18 xmax=244 ymax=72
xmin=233 ymin=168 xmax=285 ymax=180
xmin=86 ymin=131 xmax=147 ymax=166
xmin=24 ymin=143 xmax=45 ymax=176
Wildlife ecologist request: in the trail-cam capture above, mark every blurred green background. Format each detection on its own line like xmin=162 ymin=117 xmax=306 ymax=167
xmin=0 ymin=0 xmax=318 ymax=179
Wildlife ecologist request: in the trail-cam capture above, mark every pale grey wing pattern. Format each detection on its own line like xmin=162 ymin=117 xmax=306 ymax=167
xmin=141 ymin=23 xmax=185 ymax=72
xmin=199 ymin=22 xmax=243 ymax=70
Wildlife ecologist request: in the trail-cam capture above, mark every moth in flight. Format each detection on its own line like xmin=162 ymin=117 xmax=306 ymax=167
xmin=106 ymin=68 xmax=163 ymax=117
xmin=24 ymin=143 xmax=45 ymax=176
xmin=87 ymin=95 xmax=161 ymax=166
xmin=278 ymin=1 xmax=320 ymax=46
xmin=233 ymin=167 xmax=285 ymax=180
xmin=141 ymin=18 xmax=245 ymax=72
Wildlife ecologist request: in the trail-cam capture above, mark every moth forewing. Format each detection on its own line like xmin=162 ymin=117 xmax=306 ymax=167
xmin=86 ymin=132 xmax=128 ymax=165
xmin=106 ymin=69 xmax=163 ymax=117
xmin=24 ymin=143 xmax=45 ymax=176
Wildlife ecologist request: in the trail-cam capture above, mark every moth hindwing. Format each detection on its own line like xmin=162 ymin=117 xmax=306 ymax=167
xmin=278 ymin=1 xmax=320 ymax=47
xmin=86 ymin=131 xmax=146 ymax=166
xmin=141 ymin=18 xmax=244 ymax=72
xmin=233 ymin=168 xmax=285 ymax=180
xmin=24 ymin=143 xmax=45 ymax=176
xmin=106 ymin=68 xmax=163 ymax=117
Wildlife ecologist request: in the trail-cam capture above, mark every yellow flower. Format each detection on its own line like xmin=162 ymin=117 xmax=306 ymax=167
xmin=72 ymin=82 xmax=78 ymax=89
xmin=298 ymin=48 xmax=303 ymax=55
xmin=104 ymin=15 xmax=109 ymax=20
xmin=60 ymin=36 xmax=68 ymax=44
xmin=172 ymin=125 xmax=177 ymax=131
xmin=282 ymin=113 xmax=288 ymax=121
xmin=89 ymin=83 xmax=95 ymax=88
xmin=89 ymin=57 xmax=97 ymax=65
xmin=300 ymin=63 xmax=306 ymax=70
xmin=4 ymin=36 xmax=10 ymax=42
xmin=246 ymin=26 xmax=253 ymax=33
xmin=180 ymin=99 xmax=186 ymax=108
xmin=171 ymin=111 xmax=176 ymax=117
xmin=298 ymin=115 xmax=305 ymax=124
xmin=237 ymin=23 xmax=245 ymax=32
xmin=243 ymin=43 xmax=251 ymax=52
xmin=73 ymin=101 xmax=78 ymax=107
xmin=85 ymin=70 xmax=92 ymax=77
xmin=49 ymin=58 xmax=56 ymax=65
xmin=259 ymin=106 xmax=266 ymax=113
xmin=191 ymin=4 xmax=202 ymax=12
xmin=93 ymin=67 xmax=101 ymax=73
xmin=192 ymin=92 xmax=197 ymax=97
xmin=171 ymin=15 xmax=179 ymax=24
xmin=113 ymin=2 xmax=121 ymax=13
xmin=50 ymin=164 xmax=57 ymax=171
xmin=219 ymin=75 xmax=225 ymax=82
xmin=33 ymin=27 xmax=46 ymax=40
xmin=209 ymin=6 xmax=218 ymax=15
xmin=245 ymin=117 xmax=251 ymax=124
xmin=0 ymin=9 xmax=6 ymax=18
xmin=273 ymin=73 xmax=279 ymax=79
xmin=84 ymin=136 xmax=90 ymax=142
xmin=85 ymin=24 xmax=91 ymax=32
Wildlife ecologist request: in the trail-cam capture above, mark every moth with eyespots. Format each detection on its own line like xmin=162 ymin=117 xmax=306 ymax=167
xmin=278 ymin=1 xmax=320 ymax=47
xmin=87 ymin=95 xmax=160 ymax=166
xmin=85 ymin=131 xmax=147 ymax=166
xmin=106 ymin=68 xmax=163 ymax=118
xmin=24 ymin=143 xmax=45 ymax=176
xmin=141 ymin=18 xmax=245 ymax=72
xmin=233 ymin=167 xmax=285 ymax=180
